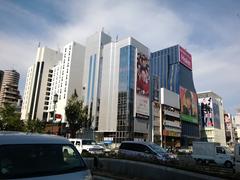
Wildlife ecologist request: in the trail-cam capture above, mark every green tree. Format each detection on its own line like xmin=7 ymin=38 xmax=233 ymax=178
xmin=0 ymin=104 xmax=25 ymax=131
xmin=65 ymin=90 xmax=89 ymax=138
xmin=26 ymin=118 xmax=46 ymax=133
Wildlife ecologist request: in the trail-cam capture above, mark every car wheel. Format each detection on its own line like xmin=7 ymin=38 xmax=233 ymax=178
xmin=224 ymin=161 xmax=232 ymax=168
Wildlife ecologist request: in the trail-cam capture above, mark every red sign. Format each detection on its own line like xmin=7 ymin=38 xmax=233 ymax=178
xmin=180 ymin=46 xmax=192 ymax=70
xmin=55 ymin=114 xmax=62 ymax=119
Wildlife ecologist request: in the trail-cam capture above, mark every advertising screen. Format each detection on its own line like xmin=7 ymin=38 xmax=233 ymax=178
xmin=224 ymin=114 xmax=232 ymax=131
xmin=199 ymin=97 xmax=214 ymax=127
xmin=180 ymin=46 xmax=192 ymax=70
xmin=136 ymin=52 xmax=150 ymax=119
xmin=180 ymin=86 xmax=198 ymax=124
xmin=212 ymin=99 xmax=220 ymax=129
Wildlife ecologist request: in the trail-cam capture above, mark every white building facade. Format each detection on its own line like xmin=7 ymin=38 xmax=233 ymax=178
xmin=48 ymin=42 xmax=85 ymax=122
xmin=21 ymin=47 xmax=62 ymax=121
xmin=97 ymin=37 xmax=150 ymax=142
xmin=82 ymin=31 xmax=112 ymax=129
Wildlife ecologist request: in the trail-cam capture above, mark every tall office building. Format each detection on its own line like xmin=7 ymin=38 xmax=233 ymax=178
xmin=0 ymin=70 xmax=3 ymax=92
xmin=198 ymin=91 xmax=226 ymax=146
xmin=21 ymin=47 xmax=62 ymax=120
xmin=151 ymin=45 xmax=199 ymax=146
xmin=98 ymin=37 xmax=150 ymax=142
xmin=82 ymin=31 xmax=112 ymax=130
xmin=47 ymin=42 xmax=85 ymax=122
xmin=0 ymin=70 xmax=21 ymax=107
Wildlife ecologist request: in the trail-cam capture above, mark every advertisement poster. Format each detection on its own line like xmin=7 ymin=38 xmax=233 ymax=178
xmin=136 ymin=52 xmax=150 ymax=119
xmin=179 ymin=46 xmax=192 ymax=70
xmin=180 ymin=86 xmax=198 ymax=124
xmin=224 ymin=114 xmax=232 ymax=131
xmin=212 ymin=99 xmax=220 ymax=129
xmin=199 ymin=97 xmax=214 ymax=127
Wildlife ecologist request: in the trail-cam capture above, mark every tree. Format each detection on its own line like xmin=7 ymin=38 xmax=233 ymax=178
xmin=0 ymin=104 xmax=25 ymax=131
xmin=26 ymin=118 xmax=46 ymax=133
xmin=65 ymin=90 xmax=89 ymax=138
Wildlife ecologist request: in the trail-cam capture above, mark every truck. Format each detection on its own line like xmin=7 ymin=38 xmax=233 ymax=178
xmin=234 ymin=143 xmax=240 ymax=173
xmin=69 ymin=138 xmax=104 ymax=154
xmin=192 ymin=141 xmax=234 ymax=168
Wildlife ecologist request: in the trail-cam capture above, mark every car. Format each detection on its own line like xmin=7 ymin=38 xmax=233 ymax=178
xmin=118 ymin=141 xmax=177 ymax=163
xmin=0 ymin=131 xmax=92 ymax=180
xmin=69 ymin=138 xmax=104 ymax=155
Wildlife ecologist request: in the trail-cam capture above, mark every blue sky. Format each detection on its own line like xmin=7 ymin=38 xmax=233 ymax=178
xmin=0 ymin=0 xmax=239 ymax=114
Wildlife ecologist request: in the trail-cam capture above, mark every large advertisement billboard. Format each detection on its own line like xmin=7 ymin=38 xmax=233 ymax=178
xmin=180 ymin=86 xmax=198 ymax=124
xmin=212 ymin=98 xmax=220 ymax=129
xmin=180 ymin=46 xmax=192 ymax=70
xmin=199 ymin=97 xmax=214 ymax=127
xmin=136 ymin=52 xmax=150 ymax=119
xmin=199 ymin=97 xmax=221 ymax=129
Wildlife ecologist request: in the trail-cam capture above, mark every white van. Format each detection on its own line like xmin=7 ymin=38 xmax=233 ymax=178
xmin=0 ymin=132 xmax=92 ymax=180
xmin=192 ymin=141 xmax=234 ymax=168
xmin=234 ymin=143 xmax=240 ymax=172
xmin=69 ymin=138 xmax=104 ymax=154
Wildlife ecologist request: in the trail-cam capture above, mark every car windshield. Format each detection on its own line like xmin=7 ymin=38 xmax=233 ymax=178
xmin=82 ymin=140 xmax=97 ymax=145
xmin=148 ymin=144 xmax=167 ymax=154
xmin=224 ymin=147 xmax=233 ymax=154
xmin=0 ymin=144 xmax=87 ymax=179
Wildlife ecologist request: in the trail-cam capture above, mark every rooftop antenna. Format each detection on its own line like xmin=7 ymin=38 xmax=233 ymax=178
xmin=38 ymin=42 xmax=41 ymax=47
xmin=116 ymin=35 xmax=118 ymax=42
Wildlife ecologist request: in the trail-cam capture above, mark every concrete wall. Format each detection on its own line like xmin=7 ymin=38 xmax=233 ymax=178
xmin=84 ymin=158 xmax=221 ymax=180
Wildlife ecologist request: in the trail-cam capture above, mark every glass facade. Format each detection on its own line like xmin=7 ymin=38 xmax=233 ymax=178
xmin=150 ymin=45 xmax=199 ymax=145
xmin=116 ymin=45 xmax=136 ymax=142
xmin=86 ymin=54 xmax=97 ymax=105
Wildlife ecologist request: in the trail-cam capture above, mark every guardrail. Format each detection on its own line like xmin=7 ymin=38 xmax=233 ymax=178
xmin=84 ymin=157 xmax=227 ymax=180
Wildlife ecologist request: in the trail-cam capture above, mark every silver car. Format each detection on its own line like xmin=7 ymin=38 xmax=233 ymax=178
xmin=0 ymin=132 xmax=92 ymax=179
xmin=119 ymin=141 xmax=176 ymax=162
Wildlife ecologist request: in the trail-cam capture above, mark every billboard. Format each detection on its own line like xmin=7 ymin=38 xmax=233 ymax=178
xmin=180 ymin=86 xmax=198 ymax=124
xmin=136 ymin=52 xmax=150 ymax=119
xmin=212 ymin=98 xmax=220 ymax=129
xmin=179 ymin=46 xmax=192 ymax=70
xmin=199 ymin=97 xmax=214 ymax=127
xmin=224 ymin=114 xmax=232 ymax=131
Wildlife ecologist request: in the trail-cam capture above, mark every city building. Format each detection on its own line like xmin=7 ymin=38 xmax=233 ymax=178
xmin=151 ymin=45 xmax=199 ymax=146
xmin=82 ymin=31 xmax=112 ymax=130
xmin=21 ymin=46 xmax=62 ymax=120
xmin=47 ymin=42 xmax=85 ymax=122
xmin=154 ymin=88 xmax=181 ymax=148
xmin=0 ymin=70 xmax=3 ymax=92
xmin=0 ymin=70 xmax=21 ymax=107
xmin=198 ymin=91 xmax=226 ymax=146
xmin=233 ymin=113 xmax=240 ymax=143
xmin=97 ymin=36 xmax=150 ymax=142
xmin=224 ymin=113 xmax=235 ymax=146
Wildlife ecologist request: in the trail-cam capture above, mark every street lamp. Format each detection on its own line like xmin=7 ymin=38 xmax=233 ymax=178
xmin=52 ymin=93 xmax=58 ymax=134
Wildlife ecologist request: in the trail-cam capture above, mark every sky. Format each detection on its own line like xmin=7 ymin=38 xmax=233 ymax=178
xmin=0 ymin=0 xmax=239 ymax=114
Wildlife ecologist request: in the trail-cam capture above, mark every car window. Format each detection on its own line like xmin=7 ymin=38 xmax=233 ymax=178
xmin=76 ymin=141 xmax=81 ymax=146
xmin=0 ymin=144 xmax=87 ymax=179
xmin=82 ymin=140 xmax=96 ymax=145
xmin=148 ymin=144 xmax=166 ymax=154
xmin=120 ymin=143 xmax=150 ymax=153
xmin=216 ymin=147 xmax=225 ymax=154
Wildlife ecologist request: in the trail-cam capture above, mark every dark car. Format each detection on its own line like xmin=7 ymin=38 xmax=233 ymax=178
xmin=119 ymin=141 xmax=177 ymax=163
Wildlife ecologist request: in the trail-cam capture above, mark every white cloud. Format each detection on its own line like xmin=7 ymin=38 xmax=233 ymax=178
xmin=0 ymin=0 xmax=239 ymax=113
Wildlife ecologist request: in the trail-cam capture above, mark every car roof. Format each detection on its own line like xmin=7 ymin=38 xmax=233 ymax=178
xmin=121 ymin=141 xmax=155 ymax=146
xmin=0 ymin=131 xmax=71 ymax=145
